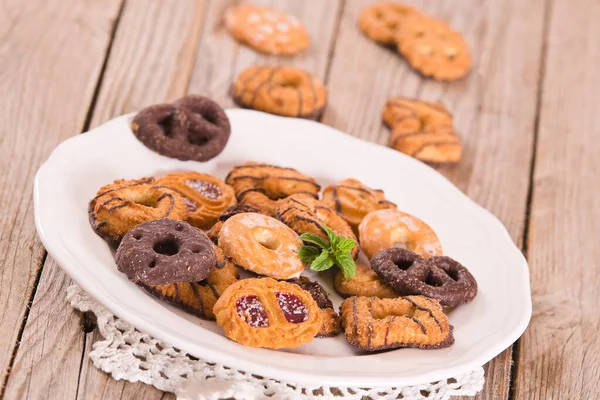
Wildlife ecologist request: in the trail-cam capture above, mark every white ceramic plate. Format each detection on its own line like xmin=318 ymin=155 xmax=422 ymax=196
xmin=34 ymin=110 xmax=531 ymax=387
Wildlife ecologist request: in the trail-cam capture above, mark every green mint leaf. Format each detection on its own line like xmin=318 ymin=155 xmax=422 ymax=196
xmin=299 ymin=232 xmax=330 ymax=249
xmin=322 ymin=225 xmax=339 ymax=248
xmin=298 ymin=246 xmax=320 ymax=263
xmin=337 ymin=238 xmax=356 ymax=253
xmin=310 ymin=250 xmax=335 ymax=272
xmin=335 ymin=253 xmax=357 ymax=280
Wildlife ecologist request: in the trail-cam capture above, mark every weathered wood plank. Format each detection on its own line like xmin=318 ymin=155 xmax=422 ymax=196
xmin=0 ymin=0 xmax=123 ymax=393
xmin=513 ymin=0 xmax=600 ymax=398
xmin=324 ymin=1 xmax=547 ymax=398
xmin=3 ymin=0 xmax=208 ymax=398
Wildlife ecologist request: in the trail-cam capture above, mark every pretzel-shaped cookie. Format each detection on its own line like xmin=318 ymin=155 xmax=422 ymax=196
xmin=225 ymin=162 xmax=320 ymax=216
xmin=340 ymin=295 xmax=454 ymax=350
xmin=214 ymin=278 xmax=321 ymax=349
xmin=276 ymin=193 xmax=359 ymax=258
xmin=131 ymin=95 xmax=230 ymax=162
xmin=370 ymin=247 xmax=477 ymax=307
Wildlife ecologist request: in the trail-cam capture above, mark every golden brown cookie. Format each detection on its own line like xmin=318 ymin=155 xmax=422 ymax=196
xmin=218 ymin=213 xmax=305 ymax=280
xmin=214 ymin=278 xmax=321 ymax=349
xmin=225 ymin=162 xmax=321 ymax=216
xmin=224 ymin=4 xmax=309 ymax=55
xmin=321 ymin=178 xmax=396 ymax=234
xmin=389 ymin=127 xmax=462 ymax=163
xmin=340 ymin=295 xmax=454 ymax=350
xmin=359 ymin=209 xmax=443 ymax=259
xmin=206 ymin=204 xmax=260 ymax=243
xmin=145 ymin=246 xmax=240 ymax=320
xmin=358 ymin=2 xmax=417 ymax=45
xmin=232 ymin=66 xmax=327 ymax=119
xmin=334 ymin=263 xmax=400 ymax=299
xmin=89 ymin=177 xmax=188 ymax=246
xmin=156 ymin=172 xmax=236 ymax=230
xmin=287 ymin=276 xmax=342 ymax=337
xmin=276 ymin=193 xmax=359 ymax=258
xmin=395 ymin=13 xmax=471 ymax=81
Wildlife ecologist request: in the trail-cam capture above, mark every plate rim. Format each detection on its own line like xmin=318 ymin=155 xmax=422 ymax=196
xmin=33 ymin=110 xmax=532 ymax=387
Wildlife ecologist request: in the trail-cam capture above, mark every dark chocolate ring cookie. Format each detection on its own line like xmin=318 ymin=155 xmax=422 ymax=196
xmin=116 ymin=219 xmax=216 ymax=286
xmin=131 ymin=95 xmax=230 ymax=162
xmin=370 ymin=247 xmax=477 ymax=307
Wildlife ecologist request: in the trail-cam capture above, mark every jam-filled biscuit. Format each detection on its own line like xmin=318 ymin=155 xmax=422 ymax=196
xmin=157 ymin=172 xmax=236 ymax=230
xmin=207 ymin=204 xmax=260 ymax=243
xmin=145 ymin=245 xmax=240 ymax=320
xmin=371 ymin=247 xmax=477 ymax=307
xmin=218 ymin=213 xmax=305 ymax=280
xmin=131 ymin=96 xmax=231 ymax=162
xmin=288 ymin=277 xmax=341 ymax=337
xmin=334 ymin=263 xmax=399 ymax=299
xmin=340 ymin=295 xmax=454 ymax=350
xmin=276 ymin=193 xmax=359 ymax=258
xmin=214 ymin=278 xmax=321 ymax=349
xmin=321 ymin=178 xmax=396 ymax=234
xmin=116 ymin=219 xmax=216 ymax=286
xmin=232 ymin=66 xmax=327 ymax=119
xmin=224 ymin=4 xmax=309 ymax=55
xmin=358 ymin=2 xmax=417 ymax=45
xmin=395 ymin=13 xmax=471 ymax=81
xmin=359 ymin=208 xmax=442 ymax=259
xmin=89 ymin=177 xmax=188 ymax=246
xmin=225 ymin=162 xmax=320 ymax=216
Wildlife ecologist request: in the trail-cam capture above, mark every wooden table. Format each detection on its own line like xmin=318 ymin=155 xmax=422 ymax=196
xmin=1 ymin=0 xmax=598 ymax=398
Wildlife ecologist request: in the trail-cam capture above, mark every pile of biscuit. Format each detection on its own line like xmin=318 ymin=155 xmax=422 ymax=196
xmin=222 ymin=2 xmax=467 ymax=164
xmin=88 ymin=95 xmax=478 ymax=351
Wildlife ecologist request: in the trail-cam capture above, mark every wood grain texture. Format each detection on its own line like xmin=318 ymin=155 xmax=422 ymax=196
xmin=187 ymin=0 xmax=343 ymax=106
xmin=324 ymin=1 xmax=547 ymax=398
xmin=2 ymin=0 xmax=207 ymax=398
xmin=0 ymin=0 xmax=123 ymax=391
xmin=513 ymin=0 xmax=600 ymax=398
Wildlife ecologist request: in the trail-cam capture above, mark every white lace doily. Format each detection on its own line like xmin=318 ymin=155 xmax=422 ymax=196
xmin=67 ymin=285 xmax=484 ymax=399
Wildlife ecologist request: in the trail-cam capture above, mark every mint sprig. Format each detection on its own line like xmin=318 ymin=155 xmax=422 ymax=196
xmin=298 ymin=225 xmax=356 ymax=279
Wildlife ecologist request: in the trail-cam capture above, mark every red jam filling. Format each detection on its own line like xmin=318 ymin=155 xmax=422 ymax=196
xmin=236 ymin=295 xmax=269 ymax=328
xmin=185 ymin=180 xmax=222 ymax=200
xmin=275 ymin=292 xmax=308 ymax=324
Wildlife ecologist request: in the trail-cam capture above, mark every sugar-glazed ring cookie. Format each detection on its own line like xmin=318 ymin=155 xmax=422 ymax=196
xmin=214 ymin=278 xmax=321 ymax=349
xmin=116 ymin=219 xmax=216 ymax=286
xmin=89 ymin=177 xmax=188 ymax=246
xmin=157 ymin=172 xmax=236 ymax=230
xmin=224 ymin=4 xmax=309 ymax=55
xmin=145 ymin=245 xmax=240 ymax=320
xmin=232 ymin=66 xmax=327 ymax=119
xmin=276 ymin=193 xmax=359 ymax=258
xmin=334 ymin=263 xmax=399 ymax=299
xmin=321 ymin=178 xmax=396 ymax=234
xmin=218 ymin=213 xmax=305 ymax=280
xmin=225 ymin=162 xmax=320 ymax=216
xmin=395 ymin=14 xmax=471 ymax=81
xmin=288 ymin=276 xmax=341 ymax=337
xmin=340 ymin=295 xmax=454 ymax=350
xmin=131 ymin=96 xmax=230 ymax=162
xmin=207 ymin=204 xmax=260 ymax=243
xmin=359 ymin=208 xmax=442 ymax=259
xmin=371 ymin=247 xmax=477 ymax=307
xmin=358 ymin=2 xmax=417 ymax=45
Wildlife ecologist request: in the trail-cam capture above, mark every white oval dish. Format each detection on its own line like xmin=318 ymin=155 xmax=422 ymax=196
xmin=33 ymin=110 xmax=531 ymax=387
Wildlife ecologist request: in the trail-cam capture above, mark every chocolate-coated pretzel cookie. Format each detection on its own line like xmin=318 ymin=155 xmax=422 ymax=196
xmin=288 ymin=276 xmax=342 ymax=337
xmin=340 ymin=295 xmax=454 ymax=351
xmin=116 ymin=219 xmax=216 ymax=286
xmin=370 ymin=247 xmax=477 ymax=307
xmin=225 ymin=162 xmax=320 ymax=216
xmin=131 ymin=95 xmax=230 ymax=162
